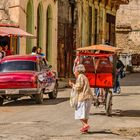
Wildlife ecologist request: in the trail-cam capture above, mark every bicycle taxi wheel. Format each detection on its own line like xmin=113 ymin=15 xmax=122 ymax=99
xmin=105 ymin=89 xmax=113 ymax=116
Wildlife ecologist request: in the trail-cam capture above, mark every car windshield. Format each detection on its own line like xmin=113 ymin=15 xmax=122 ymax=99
xmin=0 ymin=61 xmax=37 ymax=72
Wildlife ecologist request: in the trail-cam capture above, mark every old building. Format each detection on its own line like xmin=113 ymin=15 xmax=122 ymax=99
xmin=116 ymin=0 xmax=140 ymax=54
xmin=57 ymin=0 xmax=77 ymax=77
xmin=57 ymin=0 xmax=129 ymax=77
xmin=0 ymin=0 xmax=58 ymax=70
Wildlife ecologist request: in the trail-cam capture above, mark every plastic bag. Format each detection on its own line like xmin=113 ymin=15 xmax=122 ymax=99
xmin=70 ymin=88 xmax=78 ymax=108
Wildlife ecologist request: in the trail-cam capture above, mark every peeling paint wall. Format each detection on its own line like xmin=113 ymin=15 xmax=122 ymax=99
xmin=116 ymin=0 xmax=140 ymax=53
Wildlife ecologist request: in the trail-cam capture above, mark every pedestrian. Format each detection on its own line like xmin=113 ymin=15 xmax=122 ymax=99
xmin=69 ymin=64 xmax=93 ymax=133
xmin=31 ymin=46 xmax=37 ymax=55
xmin=113 ymin=57 xmax=125 ymax=93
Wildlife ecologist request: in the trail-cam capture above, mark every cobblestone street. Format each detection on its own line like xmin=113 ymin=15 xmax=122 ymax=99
xmin=0 ymin=73 xmax=140 ymax=140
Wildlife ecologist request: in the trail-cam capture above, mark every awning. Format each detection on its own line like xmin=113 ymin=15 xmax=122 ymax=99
xmin=76 ymin=44 xmax=123 ymax=53
xmin=0 ymin=31 xmax=8 ymax=36
xmin=0 ymin=27 xmax=35 ymax=38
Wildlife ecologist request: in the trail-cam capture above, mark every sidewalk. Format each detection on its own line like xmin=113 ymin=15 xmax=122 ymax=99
xmin=58 ymin=78 xmax=75 ymax=89
xmin=58 ymin=80 xmax=69 ymax=89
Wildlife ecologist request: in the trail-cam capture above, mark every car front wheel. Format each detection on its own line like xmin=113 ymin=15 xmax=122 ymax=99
xmin=48 ymin=82 xmax=58 ymax=99
xmin=35 ymin=90 xmax=43 ymax=104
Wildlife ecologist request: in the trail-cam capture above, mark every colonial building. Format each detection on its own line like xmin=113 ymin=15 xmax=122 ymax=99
xmin=116 ymin=0 xmax=140 ymax=54
xmin=57 ymin=0 xmax=129 ymax=77
xmin=0 ymin=0 xmax=58 ymax=70
xmin=57 ymin=0 xmax=77 ymax=77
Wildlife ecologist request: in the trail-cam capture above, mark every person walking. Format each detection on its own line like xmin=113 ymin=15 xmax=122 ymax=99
xmin=113 ymin=58 xmax=125 ymax=93
xmin=69 ymin=64 xmax=93 ymax=133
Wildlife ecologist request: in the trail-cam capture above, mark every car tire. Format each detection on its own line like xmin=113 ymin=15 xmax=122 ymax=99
xmin=105 ymin=90 xmax=112 ymax=116
xmin=35 ymin=90 xmax=43 ymax=104
xmin=48 ymin=82 xmax=58 ymax=99
xmin=0 ymin=97 xmax=4 ymax=106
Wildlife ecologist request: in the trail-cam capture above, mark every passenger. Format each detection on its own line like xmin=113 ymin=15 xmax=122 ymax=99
xmin=37 ymin=47 xmax=48 ymax=65
xmin=37 ymin=47 xmax=46 ymax=58
xmin=31 ymin=46 xmax=37 ymax=55
xmin=0 ymin=45 xmax=5 ymax=60
xmin=4 ymin=45 xmax=12 ymax=56
xmin=69 ymin=64 xmax=93 ymax=133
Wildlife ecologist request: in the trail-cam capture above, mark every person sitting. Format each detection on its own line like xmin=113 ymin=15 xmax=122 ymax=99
xmin=0 ymin=45 xmax=5 ymax=60
xmin=31 ymin=46 xmax=37 ymax=55
xmin=37 ymin=47 xmax=45 ymax=58
xmin=37 ymin=47 xmax=49 ymax=66
xmin=4 ymin=45 xmax=12 ymax=56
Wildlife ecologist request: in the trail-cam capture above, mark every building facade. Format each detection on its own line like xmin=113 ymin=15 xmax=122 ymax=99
xmin=0 ymin=0 xmax=58 ymax=70
xmin=57 ymin=0 xmax=129 ymax=77
xmin=76 ymin=0 xmax=129 ymax=48
xmin=116 ymin=0 xmax=140 ymax=54
xmin=57 ymin=0 xmax=77 ymax=77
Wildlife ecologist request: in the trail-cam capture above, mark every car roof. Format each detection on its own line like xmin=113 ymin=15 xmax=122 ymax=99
xmin=0 ymin=55 xmax=41 ymax=63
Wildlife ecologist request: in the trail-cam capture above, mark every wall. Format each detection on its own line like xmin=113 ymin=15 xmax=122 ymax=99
xmin=116 ymin=0 xmax=140 ymax=53
xmin=0 ymin=0 xmax=58 ymax=70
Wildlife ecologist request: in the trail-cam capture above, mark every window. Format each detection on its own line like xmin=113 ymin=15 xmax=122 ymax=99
xmin=0 ymin=61 xmax=37 ymax=72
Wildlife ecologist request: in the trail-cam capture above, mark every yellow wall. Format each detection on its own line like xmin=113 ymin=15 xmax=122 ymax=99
xmin=9 ymin=0 xmax=58 ymax=70
xmin=76 ymin=0 xmax=118 ymax=48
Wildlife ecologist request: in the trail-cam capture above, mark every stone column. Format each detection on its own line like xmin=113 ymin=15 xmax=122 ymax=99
xmin=94 ymin=0 xmax=99 ymax=44
xmin=105 ymin=4 xmax=111 ymax=43
xmin=102 ymin=4 xmax=106 ymax=44
xmin=76 ymin=0 xmax=82 ymax=48
xmin=91 ymin=3 xmax=95 ymax=45
xmin=99 ymin=2 xmax=105 ymax=44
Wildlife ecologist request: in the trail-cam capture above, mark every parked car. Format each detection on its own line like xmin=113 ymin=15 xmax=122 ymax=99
xmin=0 ymin=55 xmax=58 ymax=105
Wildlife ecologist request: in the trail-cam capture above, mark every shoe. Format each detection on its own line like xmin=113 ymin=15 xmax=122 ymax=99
xmin=117 ymin=89 xmax=121 ymax=94
xmin=80 ymin=125 xmax=89 ymax=132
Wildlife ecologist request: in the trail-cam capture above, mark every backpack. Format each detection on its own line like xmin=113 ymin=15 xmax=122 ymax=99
xmin=120 ymin=69 xmax=126 ymax=79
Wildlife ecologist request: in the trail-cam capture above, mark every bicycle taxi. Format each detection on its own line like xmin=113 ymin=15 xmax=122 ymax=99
xmin=75 ymin=44 xmax=122 ymax=116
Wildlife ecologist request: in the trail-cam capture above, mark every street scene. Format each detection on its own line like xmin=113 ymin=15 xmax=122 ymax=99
xmin=0 ymin=0 xmax=140 ymax=140
xmin=0 ymin=72 xmax=139 ymax=140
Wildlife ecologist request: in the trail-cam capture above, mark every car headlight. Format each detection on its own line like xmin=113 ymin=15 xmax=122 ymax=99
xmin=38 ymin=74 xmax=44 ymax=82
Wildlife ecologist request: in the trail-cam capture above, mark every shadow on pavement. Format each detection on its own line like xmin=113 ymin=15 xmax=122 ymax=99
xmin=113 ymin=109 xmax=140 ymax=117
xmin=87 ymin=130 xmax=118 ymax=135
xmin=3 ymin=97 xmax=69 ymax=107
xmin=113 ymin=93 xmax=140 ymax=97
xmin=91 ymin=109 xmax=140 ymax=117
xmin=121 ymin=73 xmax=140 ymax=86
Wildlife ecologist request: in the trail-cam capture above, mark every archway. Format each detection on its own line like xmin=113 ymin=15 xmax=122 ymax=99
xmin=26 ymin=0 xmax=34 ymax=54
xmin=46 ymin=5 xmax=52 ymax=62
xmin=37 ymin=2 xmax=43 ymax=48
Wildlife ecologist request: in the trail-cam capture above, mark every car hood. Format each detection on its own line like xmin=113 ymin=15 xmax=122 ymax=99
xmin=0 ymin=71 xmax=37 ymax=82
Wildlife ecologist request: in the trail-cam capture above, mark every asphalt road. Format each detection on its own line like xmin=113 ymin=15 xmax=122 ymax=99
xmin=0 ymin=73 xmax=140 ymax=140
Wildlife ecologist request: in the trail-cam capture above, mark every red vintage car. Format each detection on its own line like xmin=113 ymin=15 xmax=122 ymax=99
xmin=0 ymin=55 xmax=58 ymax=105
